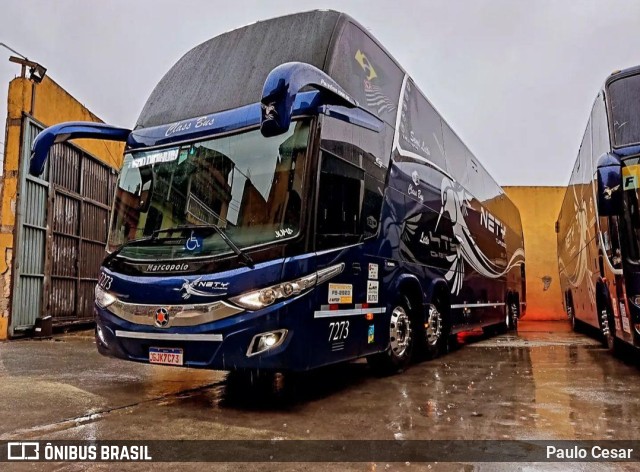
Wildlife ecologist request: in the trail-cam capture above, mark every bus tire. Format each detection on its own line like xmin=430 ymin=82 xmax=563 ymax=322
xmin=566 ymin=294 xmax=579 ymax=332
xmin=418 ymin=297 xmax=449 ymax=359
xmin=508 ymin=297 xmax=519 ymax=332
xmin=598 ymin=302 xmax=617 ymax=353
xmin=498 ymin=294 xmax=518 ymax=333
xmin=367 ymin=295 xmax=414 ymax=375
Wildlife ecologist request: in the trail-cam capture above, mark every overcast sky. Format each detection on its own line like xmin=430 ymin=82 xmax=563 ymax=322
xmin=1 ymin=0 xmax=640 ymax=186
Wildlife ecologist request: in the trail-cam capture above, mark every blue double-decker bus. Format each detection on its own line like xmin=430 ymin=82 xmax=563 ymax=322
xmin=30 ymin=11 xmax=525 ymax=373
xmin=557 ymin=65 xmax=640 ymax=353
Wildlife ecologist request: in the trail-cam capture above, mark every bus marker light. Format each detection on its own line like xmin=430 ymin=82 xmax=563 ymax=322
xmin=96 ymin=324 xmax=108 ymax=347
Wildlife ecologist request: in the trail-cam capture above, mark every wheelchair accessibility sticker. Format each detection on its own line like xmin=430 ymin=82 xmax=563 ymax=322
xmin=185 ymin=231 xmax=204 ymax=253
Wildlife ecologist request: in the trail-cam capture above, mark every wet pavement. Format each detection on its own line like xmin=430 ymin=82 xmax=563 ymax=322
xmin=1 ymin=321 xmax=640 ymax=471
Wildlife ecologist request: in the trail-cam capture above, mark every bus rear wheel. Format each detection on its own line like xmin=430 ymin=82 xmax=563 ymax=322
xmin=599 ymin=305 xmax=617 ymax=353
xmin=418 ymin=299 xmax=449 ymax=359
xmin=508 ymin=301 xmax=519 ymax=332
xmin=367 ymin=296 xmax=414 ymax=375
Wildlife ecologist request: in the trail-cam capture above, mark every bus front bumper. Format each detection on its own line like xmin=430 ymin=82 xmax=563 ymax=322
xmin=94 ymin=302 xmax=303 ymax=371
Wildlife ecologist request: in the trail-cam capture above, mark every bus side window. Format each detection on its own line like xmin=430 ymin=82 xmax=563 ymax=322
xmin=316 ymin=152 xmax=365 ymax=249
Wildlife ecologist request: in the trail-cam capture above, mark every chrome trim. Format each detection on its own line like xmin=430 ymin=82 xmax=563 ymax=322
xmin=313 ymin=307 xmax=386 ymax=318
xmin=317 ymin=263 xmax=345 ymax=284
xmin=108 ymin=299 xmax=243 ymax=327
xmin=451 ymin=302 xmax=506 ymax=309
xmin=229 ymin=262 xmax=345 ymax=310
xmin=115 ymin=331 xmax=222 ymax=341
xmin=246 ymin=329 xmax=288 ymax=357
xmin=315 ymin=244 xmax=362 ymax=256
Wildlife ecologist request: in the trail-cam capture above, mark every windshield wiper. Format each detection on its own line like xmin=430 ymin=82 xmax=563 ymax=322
xmin=104 ymin=224 xmax=254 ymax=268
xmin=152 ymin=224 xmax=255 ymax=268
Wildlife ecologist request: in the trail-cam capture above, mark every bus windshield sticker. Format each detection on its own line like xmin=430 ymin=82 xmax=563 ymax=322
xmin=184 ymin=231 xmax=203 ymax=252
xmin=275 ymin=227 xmax=294 ymax=238
xmin=368 ymin=325 xmax=375 ymax=344
xmin=367 ymin=281 xmax=379 ymax=304
xmin=328 ymin=283 xmax=352 ymax=304
xmin=131 ymin=149 xmax=179 ymax=168
xmin=368 ymin=263 xmax=378 ymax=280
xmin=622 ymin=164 xmax=640 ymax=190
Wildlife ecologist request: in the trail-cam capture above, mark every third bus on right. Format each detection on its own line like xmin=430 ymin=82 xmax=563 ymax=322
xmin=557 ymin=65 xmax=640 ymax=353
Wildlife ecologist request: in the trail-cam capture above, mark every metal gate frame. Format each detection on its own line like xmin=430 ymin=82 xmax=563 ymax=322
xmin=9 ymin=114 xmax=118 ymax=336
xmin=9 ymin=117 xmax=47 ymax=335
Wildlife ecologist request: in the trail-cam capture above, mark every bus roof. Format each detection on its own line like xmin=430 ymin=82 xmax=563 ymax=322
xmin=136 ymin=10 xmax=344 ymax=129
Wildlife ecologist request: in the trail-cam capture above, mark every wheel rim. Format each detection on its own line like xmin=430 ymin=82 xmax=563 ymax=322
xmin=601 ymin=308 xmax=614 ymax=348
xmin=425 ymin=305 xmax=442 ymax=346
xmin=390 ymin=306 xmax=411 ymax=357
xmin=511 ymin=303 xmax=518 ymax=327
xmin=568 ymin=306 xmax=575 ymax=328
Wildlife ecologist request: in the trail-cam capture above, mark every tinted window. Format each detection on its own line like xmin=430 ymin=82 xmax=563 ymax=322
xmin=329 ymin=22 xmax=404 ymax=126
xmin=397 ymin=78 xmax=447 ymax=171
xmin=591 ymin=92 xmax=610 ymax=161
xmin=321 ymin=116 xmax=392 ymax=180
xmin=316 ymin=153 xmax=365 ymax=249
xmin=608 ymin=74 xmax=640 ymax=147
xmin=466 ymin=155 xmax=483 ymax=200
xmin=578 ymin=118 xmax=592 ymax=185
xmin=442 ymin=122 xmax=469 ymax=186
xmin=320 ymin=117 xmax=388 ymax=242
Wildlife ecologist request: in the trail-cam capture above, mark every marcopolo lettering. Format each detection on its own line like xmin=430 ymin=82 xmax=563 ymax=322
xmin=146 ymin=263 xmax=190 ymax=273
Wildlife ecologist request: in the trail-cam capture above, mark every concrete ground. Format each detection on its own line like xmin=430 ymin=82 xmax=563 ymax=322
xmin=1 ymin=320 xmax=640 ymax=471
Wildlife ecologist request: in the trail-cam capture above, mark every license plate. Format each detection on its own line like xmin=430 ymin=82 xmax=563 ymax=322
xmin=149 ymin=347 xmax=183 ymax=366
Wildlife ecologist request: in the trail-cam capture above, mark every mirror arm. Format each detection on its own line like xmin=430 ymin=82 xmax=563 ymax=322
xmin=260 ymin=62 xmax=358 ymax=137
xmin=30 ymin=121 xmax=131 ymax=176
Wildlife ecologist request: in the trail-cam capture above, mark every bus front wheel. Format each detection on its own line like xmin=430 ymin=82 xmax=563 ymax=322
xmin=598 ymin=305 xmax=617 ymax=353
xmin=367 ymin=296 xmax=414 ymax=375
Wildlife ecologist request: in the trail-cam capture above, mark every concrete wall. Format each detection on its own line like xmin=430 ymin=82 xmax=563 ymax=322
xmin=0 ymin=76 xmax=124 ymax=339
xmin=504 ymin=186 xmax=566 ymax=320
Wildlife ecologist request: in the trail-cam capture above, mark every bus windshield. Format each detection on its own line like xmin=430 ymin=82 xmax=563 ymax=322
xmin=608 ymin=73 xmax=640 ymax=147
xmin=107 ymin=120 xmax=310 ymax=260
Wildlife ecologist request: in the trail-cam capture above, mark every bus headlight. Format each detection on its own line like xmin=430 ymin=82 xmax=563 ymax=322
xmin=230 ymin=263 xmax=344 ymax=310
xmin=95 ymin=285 xmax=117 ymax=309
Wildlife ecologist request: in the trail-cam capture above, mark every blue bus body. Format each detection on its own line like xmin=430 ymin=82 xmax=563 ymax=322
xmin=31 ymin=11 xmax=525 ymax=372
xmin=557 ymin=65 xmax=640 ymax=351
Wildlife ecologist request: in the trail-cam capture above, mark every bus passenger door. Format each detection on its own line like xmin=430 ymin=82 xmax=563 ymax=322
xmin=312 ymin=151 xmax=373 ymax=361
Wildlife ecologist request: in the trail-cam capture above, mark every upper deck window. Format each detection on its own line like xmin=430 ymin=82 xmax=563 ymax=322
xmin=608 ymin=74 xmax=640 ymax=148
xmin=328 ymin=22 xmax=403 ymax=126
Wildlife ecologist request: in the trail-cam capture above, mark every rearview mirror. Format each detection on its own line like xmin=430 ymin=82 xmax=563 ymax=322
xmin=260 ymin=62 xmax=358 ymax=138
xmin=30 ymin=121 xmax=130 ymax=176
xmin=596 ymin=153 xmax=622 ymax=217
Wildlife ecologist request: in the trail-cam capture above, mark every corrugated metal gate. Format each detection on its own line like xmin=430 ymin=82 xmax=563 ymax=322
xmin=10 ymin=116 xmax=117 ymax=336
